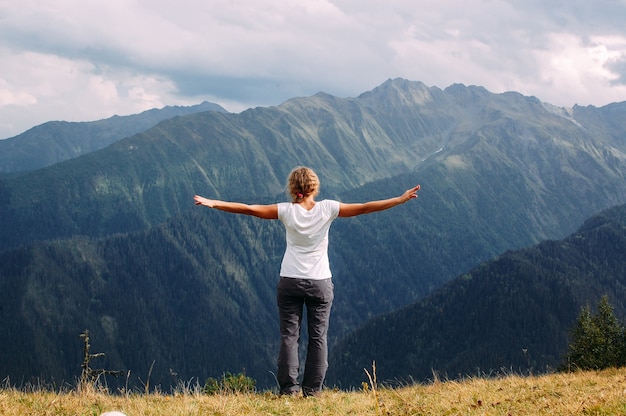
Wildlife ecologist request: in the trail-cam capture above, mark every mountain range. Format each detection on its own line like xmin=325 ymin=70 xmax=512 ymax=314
xmin=0 ymin=78 xmax=625 ymax=390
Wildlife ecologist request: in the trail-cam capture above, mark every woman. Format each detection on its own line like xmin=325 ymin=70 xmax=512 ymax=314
xmin=194 ymin=166 xmax=420 ymax=396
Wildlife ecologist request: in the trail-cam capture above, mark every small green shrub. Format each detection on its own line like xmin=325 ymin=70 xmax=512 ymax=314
xmin=202 ymin=372 xmax=256 ymax=395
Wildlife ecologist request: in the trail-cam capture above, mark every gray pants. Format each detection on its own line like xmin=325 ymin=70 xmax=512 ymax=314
xmin=276 ymin=277 xmax=334 ymax=396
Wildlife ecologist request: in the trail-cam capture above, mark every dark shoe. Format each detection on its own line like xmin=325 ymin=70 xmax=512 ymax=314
xmin=280 ymin=390 xmax=301 ymax=397
xmin=302 ymin=388 xmax=321 ymax=398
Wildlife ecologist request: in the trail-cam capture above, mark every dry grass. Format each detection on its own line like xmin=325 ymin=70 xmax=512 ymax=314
xmin=2 ymin=368 xmax=626 ymax=415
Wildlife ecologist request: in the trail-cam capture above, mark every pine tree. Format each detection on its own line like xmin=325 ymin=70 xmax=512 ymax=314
xmin=562 ymin=296 xmax=625 ymax=371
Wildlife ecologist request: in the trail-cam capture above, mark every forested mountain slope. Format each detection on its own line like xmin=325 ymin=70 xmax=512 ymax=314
xmin=328 ymin=204 xmax=626 ymax=388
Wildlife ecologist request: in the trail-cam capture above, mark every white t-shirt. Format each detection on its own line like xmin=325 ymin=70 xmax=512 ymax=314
xmin=277 ymin=199 xmax=340 ymax=279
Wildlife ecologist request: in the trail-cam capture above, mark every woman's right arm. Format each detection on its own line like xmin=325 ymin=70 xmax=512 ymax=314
xmin=194 ymin=195 xmax=278 ymax=219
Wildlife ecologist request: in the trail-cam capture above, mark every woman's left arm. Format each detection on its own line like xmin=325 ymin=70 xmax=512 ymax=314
xmin=338 ymin=185 xmax=420 ymax=218
xmin=194 ymin=195 xmax=278 ymax=219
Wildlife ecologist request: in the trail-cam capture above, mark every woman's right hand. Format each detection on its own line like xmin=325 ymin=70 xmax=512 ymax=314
xmin=194 ymin=195 xmax=216 ymax=208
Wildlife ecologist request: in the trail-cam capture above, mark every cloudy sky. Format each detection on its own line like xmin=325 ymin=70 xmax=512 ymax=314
xmin=1 ymin=0 xmax=626 ymax=139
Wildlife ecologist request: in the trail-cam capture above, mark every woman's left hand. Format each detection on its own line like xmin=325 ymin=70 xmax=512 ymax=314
xmin=402 ymin=185 xmax=421 ymax=202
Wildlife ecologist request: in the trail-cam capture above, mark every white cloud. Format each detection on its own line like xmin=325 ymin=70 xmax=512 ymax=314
xmin=1 ymin=0 xmax=625 ymax=138
xmin=530 ymin=33 xmax=626 ymax=105
xmin=0 ymin=48 xmax=195 ymax=138
xmin=0 ymin=79 xmax=37 ymax=107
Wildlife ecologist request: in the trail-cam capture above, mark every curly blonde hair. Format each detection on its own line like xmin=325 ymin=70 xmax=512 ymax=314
xmin=287 ymin=166 xmax=320 ymax=203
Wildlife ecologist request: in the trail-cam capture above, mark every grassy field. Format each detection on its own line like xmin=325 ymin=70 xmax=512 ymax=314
xmin=2 ymin=368 xmax=626 ymax=415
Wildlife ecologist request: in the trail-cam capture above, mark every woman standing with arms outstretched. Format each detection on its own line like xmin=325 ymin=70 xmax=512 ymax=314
xmin=194 ymin=166 xmax=420 ymax=397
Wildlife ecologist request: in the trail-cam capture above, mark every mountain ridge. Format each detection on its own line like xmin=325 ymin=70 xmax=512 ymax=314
xmin=0 ymin=101 xmax=226 ymax=173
